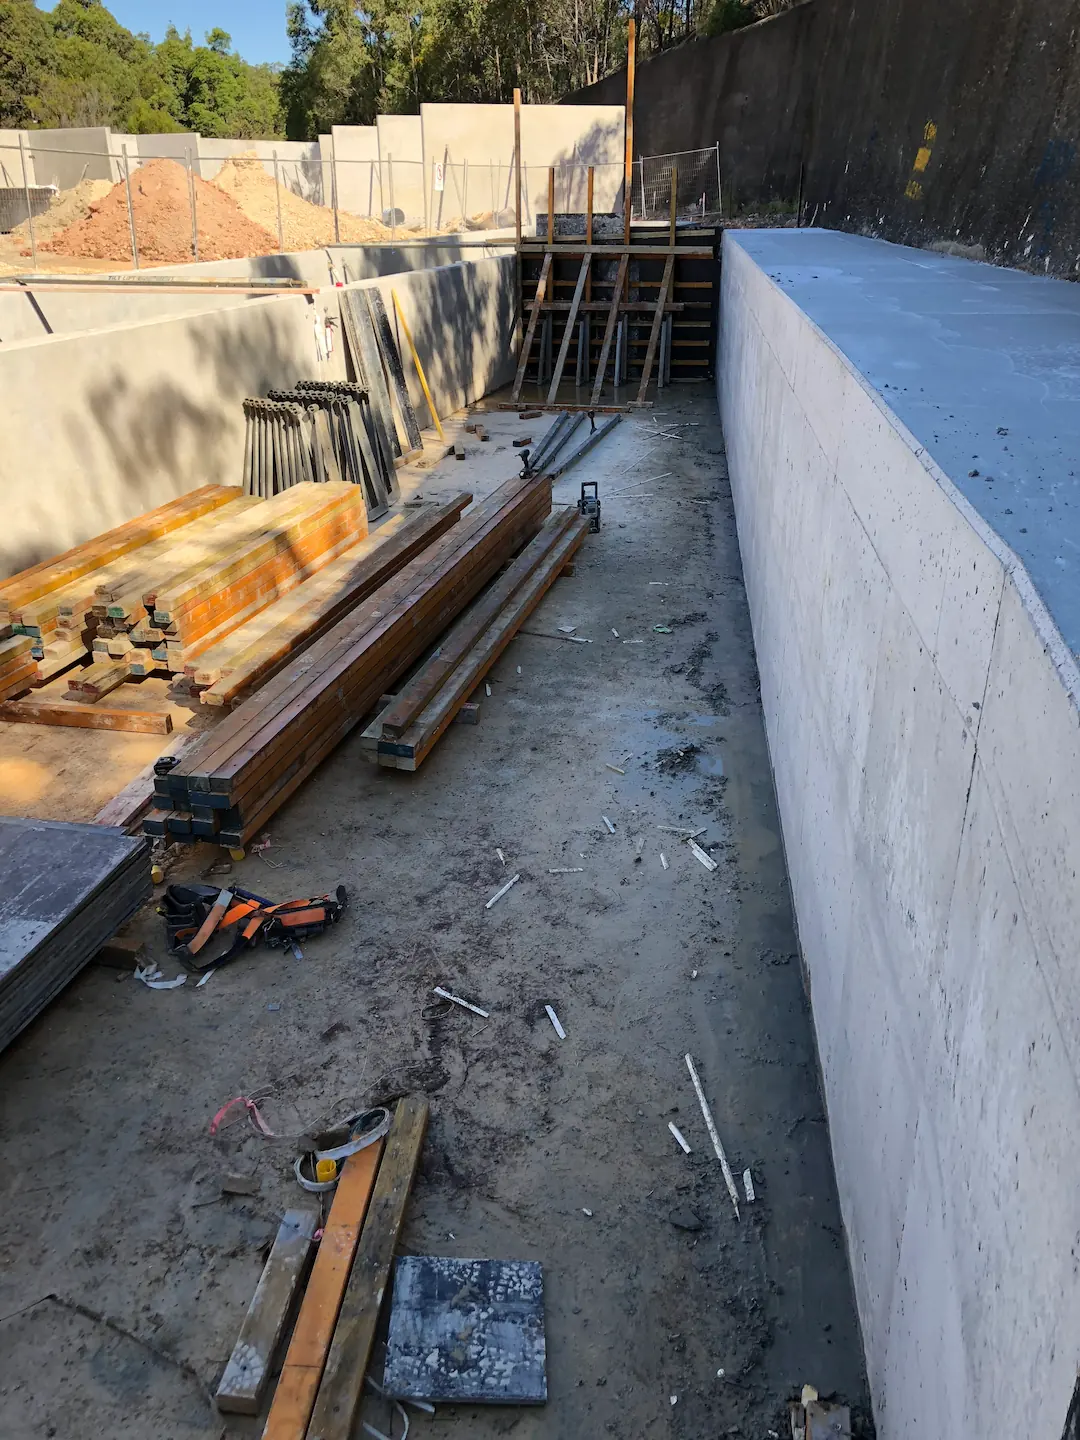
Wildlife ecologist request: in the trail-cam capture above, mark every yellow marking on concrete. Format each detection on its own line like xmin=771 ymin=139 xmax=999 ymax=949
xmin=905 ymin=179 xmax=924 ymax=200
xmin=913 ymin=146 xmax=932 ymax=173
xmin=924 ymin=120 xmax=938 ymax=142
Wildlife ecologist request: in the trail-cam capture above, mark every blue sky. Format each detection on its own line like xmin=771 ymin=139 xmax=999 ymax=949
xmin=38 ymin=2 xmax=291 ymax=66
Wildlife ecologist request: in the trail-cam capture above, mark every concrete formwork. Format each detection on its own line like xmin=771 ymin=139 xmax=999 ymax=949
xmin=0 ymin=251 xmax=515 ymax=576
xmin=718 ymin=228 xmax=1080 ymax=1439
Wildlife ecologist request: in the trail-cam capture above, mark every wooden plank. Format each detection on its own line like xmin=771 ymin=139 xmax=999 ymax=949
xmin=366 ymin=289 xmax=423 ymax=454
xmin=1 ymin=699 xmax=172 ymax=734
xmin=198 ymin=497 xmax=469 ymax=703
xmin=306 ymin=1096 xmax=428 ymax=1440
xmin=92 ymin=734 xmax=198 ymax=830
xmin=380 ymin=508 xmax=579 ymax=739
xmin=215 ymin=1209 xmax=317 ymax=1415
xmin=0 ymin=662 xmax=37 ymax=701
xmin=260 ymin=1143 xmax=385 ymax=1440
xmin=546 ymin=255 xmax=590 ymax=405
xmin=590 ymin=253 xmax=630 ymax=406
xmin=517 ymin=244 xmax=712 ymax=257
xmin=0 ymin=485 xmax=239 ymax=618
xmin=511 ymin=252 xmax=554 ymax=402
xmin=382 ymin=516 xmax=589 ymax=771
xmin=624 ymin=16 xmax=636 ymax=245
xmin=65 ymin=659 xmax=129 ymax=702
xmin=636 ymin=253 xmax=675 ymax=403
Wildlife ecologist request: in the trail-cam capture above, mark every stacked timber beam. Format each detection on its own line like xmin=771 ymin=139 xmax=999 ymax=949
xmin=363 ymin=507 xmax=590 ymax=771
xmin=146 ymin=474 xmax=552 ymax=848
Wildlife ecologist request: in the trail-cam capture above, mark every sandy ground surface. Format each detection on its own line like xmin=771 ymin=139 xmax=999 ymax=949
xmin=0 ymin=390 xmax=872 ymax=1439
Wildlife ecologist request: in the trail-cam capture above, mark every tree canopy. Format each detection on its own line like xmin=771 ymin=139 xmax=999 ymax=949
xmin=0 ymin=0 xmax=798 ymax=142
xmin=0 ymin=0 xmax=283 ymax=135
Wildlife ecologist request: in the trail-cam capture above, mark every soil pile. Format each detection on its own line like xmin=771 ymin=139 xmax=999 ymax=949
xmin=41 ymin=158 xmax=278 ymax=263
xmin=12 ymin=180 xmax=113 ymax=246
xmin=212 ymin=152 xmax=395 ymax=246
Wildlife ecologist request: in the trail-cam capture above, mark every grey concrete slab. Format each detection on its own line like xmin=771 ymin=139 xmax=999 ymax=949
xmin=733 ymin=227 xmax=1080 ymax=654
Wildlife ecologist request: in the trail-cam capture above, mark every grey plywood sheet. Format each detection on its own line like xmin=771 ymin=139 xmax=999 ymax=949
xmin=384 ymin=1256 xmax=546 ymax=1405
xmin=0 ymin=817 xmax=151 ymax=1051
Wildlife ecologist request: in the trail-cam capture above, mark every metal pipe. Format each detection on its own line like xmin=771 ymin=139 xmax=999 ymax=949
xmin=17 ymin=134 xmax=36 ymax=270
xmin=547 ymin=414 xmax=622 ymax=480
xmin=463 ymin=157 xmax=469 ymax=223
xmin=330 ymin=137 xmax=340 ymax=243
xmin=186 ymin=146 xmax=198 ymax=261
xmin=272 ymin=149 xmax=284 ymax=251
xmin=121 ymin=144 xmax=139 ymax=270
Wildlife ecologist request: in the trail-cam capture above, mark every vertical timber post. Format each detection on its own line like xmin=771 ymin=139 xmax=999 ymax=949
xmin=624 ymin=17 xmax=636 ymax=246
xmin=121 ymin=144 xmax=139 ymax=270
xmin=18 ymin=134 xmax=36 ymax=270
xmin=273 ymin=149 xmax=284 ymax=251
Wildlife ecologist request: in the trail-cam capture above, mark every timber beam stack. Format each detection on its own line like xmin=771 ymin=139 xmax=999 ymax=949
xmin=146 ymin=474 xmax=553 ymax=848
xmin=363 ymin=507 xmax=590 ymax=771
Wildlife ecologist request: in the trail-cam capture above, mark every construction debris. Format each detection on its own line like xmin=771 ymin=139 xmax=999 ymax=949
xmin=485 ymin=873 xmax=521 ymax=909
xmin=159 ymin=882 xmax=348 ymax=967
xmin=686 ymin=1052 xmax=741 ymax=1220
xmin=432 ymin=986 xmax=489 ymax=1018
xmin=668 ymin=1121 xmax=692 ymax=1154
xmin=545 ymin=1004 xmax=566 ymax=1039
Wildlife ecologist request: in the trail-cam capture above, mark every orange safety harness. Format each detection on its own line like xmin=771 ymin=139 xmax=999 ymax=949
xmin=160 ymin=883 xmax=348 ymax=970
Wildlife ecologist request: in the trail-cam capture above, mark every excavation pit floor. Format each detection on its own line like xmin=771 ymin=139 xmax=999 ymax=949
xmin=0 ymin=386 xmax=872 ymax=1438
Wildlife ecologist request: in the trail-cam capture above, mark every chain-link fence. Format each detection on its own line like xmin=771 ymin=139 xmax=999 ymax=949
xmin=637 ymin=146 xmax=722 ymax=221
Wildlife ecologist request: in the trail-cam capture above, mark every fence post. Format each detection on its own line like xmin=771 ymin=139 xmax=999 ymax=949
xmin=490 ymin=159 xmax=495 ymax=217
xmin=17 ymin=134 xmax=36 ymax=270
xmin=121 ymin=144 xmax=139 ymax=270
xmin=272 ymin=149 xmax=284 ymax=251
xmin=186 ymin=146 xmax=198 ymax=261
xmin=388 ymin=154 xmax=396 ymax=241
xmin=639 ymin=157 xmax=647 ymax=220
xmin=330 ymin=136 xmax=341 ymax=243
xmin=462 ymin=157 xmax=469 ymax=223
xmin=715 ymin=142 xmax=723 ymax=219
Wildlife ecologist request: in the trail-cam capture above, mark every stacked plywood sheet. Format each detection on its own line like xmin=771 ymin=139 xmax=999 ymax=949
xmin=0 ymin=817 xmax=151 ymax=1053
xmin=147 ymin=474 xmax=552 ymax=847
xmin=364 ymin=506 xmax=590 ymax=771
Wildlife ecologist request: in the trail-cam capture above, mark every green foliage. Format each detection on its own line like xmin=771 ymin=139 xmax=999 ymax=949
xmin=702 ymin=0 xmax=757 ymax=36
xmin=0 ymin=0 xmax=284 ymax=137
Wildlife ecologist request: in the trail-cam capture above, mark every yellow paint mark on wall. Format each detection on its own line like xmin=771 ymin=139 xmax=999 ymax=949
xmin=913 ymin=146 xmax=932 ymax=173
xmin=904 ymin=120 xmax=936 ymax=199
xmin=905 ymin=179 xmax=924 ymax=200
xmin=924 ymin=121 xmax=938 ymax=143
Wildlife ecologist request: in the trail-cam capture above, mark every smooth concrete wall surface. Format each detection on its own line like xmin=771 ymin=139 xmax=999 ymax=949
xmin=27 ymin=127 xmax=114 ymax=188
xmin=420 ymin=102 xmax=625 ymax=222
xmin=0 ymin=131 xmax=36 ymax=188
xmin=330 ymin=125 xmax=381 ymax=217
xmin=376 ymin=115 xmax=425 ymax=224
xmin=719 ymin=227 xmax=1080 ymax=1437
xmin=198 ymin=138 xmax=323 ymax=201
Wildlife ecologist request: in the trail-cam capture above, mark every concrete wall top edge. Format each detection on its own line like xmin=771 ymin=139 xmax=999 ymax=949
xmin=725 ymin=228 xmax=1080 ymax=671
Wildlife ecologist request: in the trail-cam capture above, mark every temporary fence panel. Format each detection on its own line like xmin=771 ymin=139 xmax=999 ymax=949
xmin=637 ymin=147 xmax=722 ymax=220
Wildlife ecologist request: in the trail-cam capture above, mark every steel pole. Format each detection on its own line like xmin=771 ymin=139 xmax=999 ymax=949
xmin=17 ymin=135 xmax=36 ymax=270
xmin=121 ymin=144 xmax=139 ymax=270
xmin=186 ymin=146 xmax=198 ymax=261
xmin=272 ymin=149 xmax=284 ymax=251
xmin=330 ymin=137 xmax=340 ymax=243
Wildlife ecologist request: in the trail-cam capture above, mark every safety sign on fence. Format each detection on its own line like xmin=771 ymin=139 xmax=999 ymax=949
xmin=433 ymin=161 xmax=445 ymax=193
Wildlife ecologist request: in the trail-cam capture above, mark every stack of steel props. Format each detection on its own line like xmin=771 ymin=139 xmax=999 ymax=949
xmin=146 ymin=473 xmax=553 ymax=849
xmin=287 ymin=381 xmax=398 ymax=516
xmin=242 ymin=399 xmax=330 ymax=498
xmin=524 ymin=411 xmax=622 ymax=480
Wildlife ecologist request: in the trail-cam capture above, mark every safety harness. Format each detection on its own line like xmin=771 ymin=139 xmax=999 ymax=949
xmin=160 ymin=883 xmax=348 ymax=970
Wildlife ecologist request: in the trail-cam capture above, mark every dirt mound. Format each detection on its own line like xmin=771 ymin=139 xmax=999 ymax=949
xmin=41 ymin=158 xmax=278 ymax=264
xmin=12 ymin=180 xmax=113 ymax=246
xmin=212 ymin=152 xmax=395 ymax=247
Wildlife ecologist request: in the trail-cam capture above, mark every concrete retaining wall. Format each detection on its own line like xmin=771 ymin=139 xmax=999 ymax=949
xmin=0 ymin=131 xmax=36 ymax=188
xmin=0 ymin=252 xmax=515 ymax=577
xmin=718 ymin=230 xmax=1080 ymax=1437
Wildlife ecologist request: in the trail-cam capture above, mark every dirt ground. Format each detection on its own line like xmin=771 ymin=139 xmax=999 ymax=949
xmin=0 ymin=389 xmax=872 ymax=1439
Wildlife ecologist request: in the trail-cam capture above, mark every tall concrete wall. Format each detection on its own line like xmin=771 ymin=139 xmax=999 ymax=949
xmin=718 ymin=228 xmax=1080 ymax=1438
xmin=0 ymin=131 xmax=36 ymax=188
xmin=376 ymin=115 xmax=425 ymax=224
xmin=0 ymin=252 xmax=515 ymax=576
xmin=421 ymin=102 xmax=625 ymax=224
xmin=330 ymin=125 xmax=381 ymax=217
xmin=27 ymin=127 xmax=115 ymax=188
xmin=564 ymin=7 xmax=814 ymax=211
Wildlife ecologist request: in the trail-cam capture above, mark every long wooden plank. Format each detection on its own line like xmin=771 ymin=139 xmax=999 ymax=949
xmin=0 ymin=699 xmax=172 ymax=734
xmin=546 ymin=255 xmax=591 ymax=405
xmin=636 ymin=253 xmax=675 ymax=403
xmin=366 ymin=289 xmax=423 ymax=454
xmin=518 ymin=243 xmax=712 ymax=256
xmin=380 ymin=508 xmax=579 ymax=738
xmin=590 ymin=253 xmax=630 ymax=406
xmin=381 ymin=515 xmax=589 ymax=770
xmin=199 ymin=498 xmax=470 ymax=702
xmin=216 ymin=1209 xmax=317 ymax=1415
xmin=260 ymin=1143 xmax=384 ymax=1440
xmin=0 ymin=485 xmax=239 ymax=616
xmin=511 ymin=253 xmax=553 ymax=402
xmin=0 ymin=662 xmax=37 ymax=701
xmin=306 ymin=1096 xmax=428 ymax=1440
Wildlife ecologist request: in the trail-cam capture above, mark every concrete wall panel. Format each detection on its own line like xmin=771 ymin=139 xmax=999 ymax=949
xmin=330 ymin=125 xmax=380 ymax=217
xmin=0 ymin=130 xmax=36 ymax=188
xmin=719 ymin=229 xmax=1080 ymax=1437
